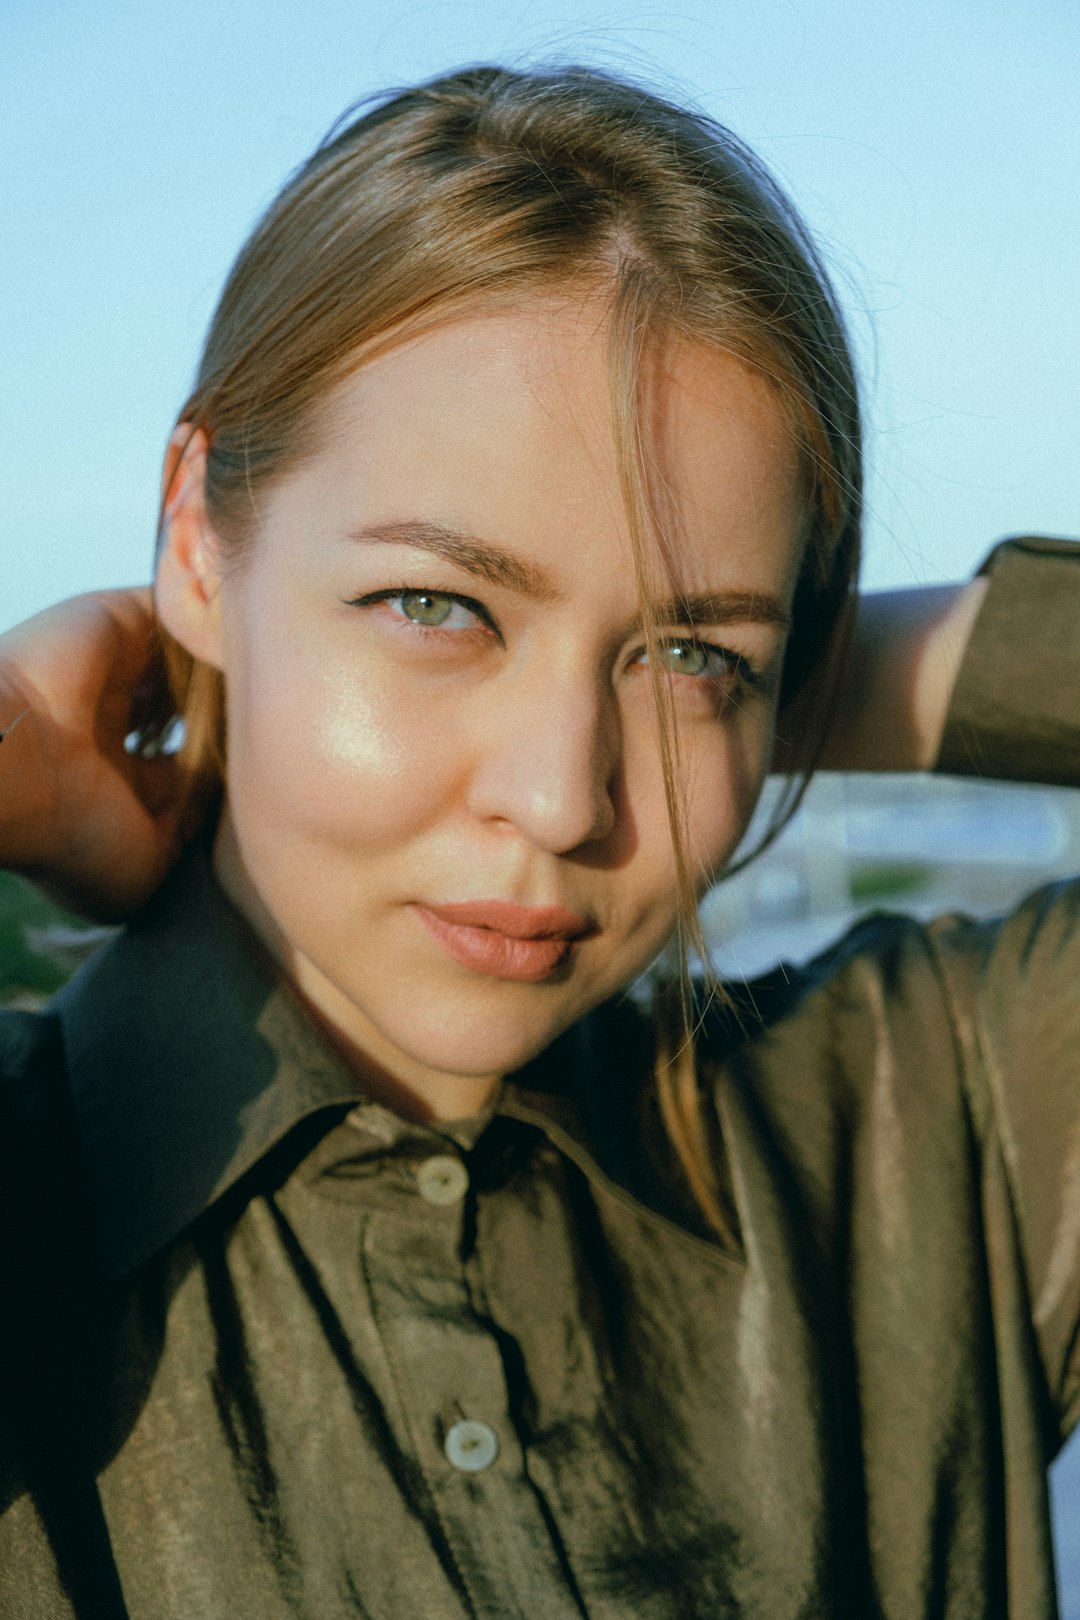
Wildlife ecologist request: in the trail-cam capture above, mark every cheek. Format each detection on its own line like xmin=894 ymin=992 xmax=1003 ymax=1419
xmin=221 ymin=617 xmax=459 ymax=851
xmin=604 ymin=713 xmax=771 ymax=976
xmin=677 ymin=714 xmax=776 ymax=882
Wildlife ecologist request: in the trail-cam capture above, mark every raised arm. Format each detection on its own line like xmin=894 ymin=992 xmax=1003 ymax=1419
xmin=817 ymin=536 xmax=1080 ymax=785
xmin=0 ymin=590 xmax=183 ymax=919
xmin=815 ymin=579 xmax=989 ymax=774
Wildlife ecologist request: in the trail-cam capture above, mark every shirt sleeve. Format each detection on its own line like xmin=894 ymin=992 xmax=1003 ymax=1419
xmin=927 ymin=536 xmax=1080 ymax=1445
xmin=926 ymin=883 xmax=1080 ymax=1453
xmin=936 ymin=535 xmax=1080 ymax=785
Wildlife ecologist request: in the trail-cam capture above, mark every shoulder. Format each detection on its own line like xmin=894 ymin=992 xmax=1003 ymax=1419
xmin=712 ymin=872 xmax=1080 ymax=1050
xmin=707 ymin=907 xmax=952 ymax=1063
xmin=702 ymin=874 xmax=1080 ymax=1160
xmin=696 ymin=908 xmax=985 ymax=1189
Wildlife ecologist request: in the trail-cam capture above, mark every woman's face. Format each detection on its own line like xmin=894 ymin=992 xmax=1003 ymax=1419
xmin=200 ymin=298 xmax=805 ymax=1117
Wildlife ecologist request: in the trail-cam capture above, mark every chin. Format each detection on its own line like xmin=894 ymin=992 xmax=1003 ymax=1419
xmin=370 ymin=988 xmax=583 ymax=1082
xmin=406 ymin=1015 xmax=566 ymax=1080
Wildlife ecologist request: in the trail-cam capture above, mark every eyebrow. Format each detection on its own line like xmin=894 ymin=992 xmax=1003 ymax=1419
xmin=653 ymin=592 xmax=791 ymax=631
xmin=345 ymin=521 xmax=559 ymax=601
xmin=345 ymin=519 xmax=790 ymax=630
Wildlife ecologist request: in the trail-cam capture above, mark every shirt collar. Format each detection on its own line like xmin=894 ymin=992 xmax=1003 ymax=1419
xmin=54 ymin=845 xmax=361 ymax=1280
xmin=54 ymin=844 xmax=731 ymax=1282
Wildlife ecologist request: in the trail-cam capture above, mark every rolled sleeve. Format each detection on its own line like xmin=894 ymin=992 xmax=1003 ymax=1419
xmin=937 ymin=535 xmax=1080 ymax=785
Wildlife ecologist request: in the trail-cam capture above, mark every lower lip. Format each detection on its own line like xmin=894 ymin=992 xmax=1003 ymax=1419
xmin=414 ymin=906 xmax=574 ymax=982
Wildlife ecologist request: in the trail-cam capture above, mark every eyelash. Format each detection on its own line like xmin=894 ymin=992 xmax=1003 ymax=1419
xmin=345 ymin=587 xmax=763 ymax=693
xmin=347 ymin=586 xmax=501 ymax=639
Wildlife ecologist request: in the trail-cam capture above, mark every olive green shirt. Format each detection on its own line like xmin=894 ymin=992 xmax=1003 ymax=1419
xmin=3 ymin=537 xmax=1080 ymax=1618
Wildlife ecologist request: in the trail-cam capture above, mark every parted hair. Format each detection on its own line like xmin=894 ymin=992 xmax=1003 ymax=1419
xmin=150 ymin=64 xmax=862 ymax=1233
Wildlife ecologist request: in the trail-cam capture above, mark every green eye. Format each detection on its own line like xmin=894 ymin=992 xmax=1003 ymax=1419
xmin=399 ymin=591 xmax=453 ymax=626
xmin=348 ymin=586 xmax=495 ymax=637
xmin=657 ymin=639 xmax=713 ymax=677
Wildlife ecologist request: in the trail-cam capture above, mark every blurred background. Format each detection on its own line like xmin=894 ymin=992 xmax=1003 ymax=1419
xmin=3 ymin=0 xmax=1079 ymax=1604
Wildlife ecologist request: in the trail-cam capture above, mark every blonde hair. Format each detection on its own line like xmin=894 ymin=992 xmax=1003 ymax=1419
xmin=148 ymin=65 xmax=861 ymax=1236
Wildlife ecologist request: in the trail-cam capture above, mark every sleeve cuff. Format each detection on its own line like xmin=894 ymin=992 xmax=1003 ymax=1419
xmin=936 ymin=536 xmax=1080 ymax=785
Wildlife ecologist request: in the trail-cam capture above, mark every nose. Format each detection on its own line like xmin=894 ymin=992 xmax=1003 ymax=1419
xmin=466 ymin=663 xmax=619 ymax=854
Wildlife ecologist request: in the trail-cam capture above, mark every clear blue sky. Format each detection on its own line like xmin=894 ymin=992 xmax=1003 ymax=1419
xmin=2 ymin=0 xmax=1078 ymax=631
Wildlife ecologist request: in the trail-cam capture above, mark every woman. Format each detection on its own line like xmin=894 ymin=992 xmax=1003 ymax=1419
xmin=2 ymin=65 xmax=1078 ymax=1618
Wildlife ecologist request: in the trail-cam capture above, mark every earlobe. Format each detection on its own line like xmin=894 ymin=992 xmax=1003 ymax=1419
xmin=154 ymin=426 xmax=226 ymax=671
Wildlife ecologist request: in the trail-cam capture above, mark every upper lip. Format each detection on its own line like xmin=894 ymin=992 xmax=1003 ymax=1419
xmin=419 ymin=899 xmax=596 ymax=940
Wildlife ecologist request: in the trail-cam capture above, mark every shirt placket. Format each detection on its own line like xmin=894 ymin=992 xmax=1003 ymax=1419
xmin=349 ymin=1108 xmax=588 ymax=1620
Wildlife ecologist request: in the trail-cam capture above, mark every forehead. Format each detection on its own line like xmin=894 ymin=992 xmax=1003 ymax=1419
xmin=293 ymin=297 xmax=806 ymax=603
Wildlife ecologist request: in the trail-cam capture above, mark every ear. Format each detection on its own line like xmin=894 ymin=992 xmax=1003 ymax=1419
xmin=154 ymin=426 xmax=226 ymax=671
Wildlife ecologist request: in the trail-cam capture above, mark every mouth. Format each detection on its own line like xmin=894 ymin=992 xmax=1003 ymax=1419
xmin=414 ymin=899 xmax=595 ymax=983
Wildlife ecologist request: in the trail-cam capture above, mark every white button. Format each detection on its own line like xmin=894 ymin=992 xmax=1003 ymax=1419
xmin=444 ymin=1419 xmax=499 ymax=1473
xmin=416 ymin=1155 xmax=469 ymax=1205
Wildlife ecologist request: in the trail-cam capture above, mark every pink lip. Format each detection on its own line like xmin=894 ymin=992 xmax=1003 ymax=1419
xmin=414 ymin=900 xmax=594 ymax=983
xmin=422 ymin=899 xmax=592 ymax=938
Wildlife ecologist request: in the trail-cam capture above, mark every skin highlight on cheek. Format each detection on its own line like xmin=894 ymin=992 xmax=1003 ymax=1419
xmin=318 ymin=679 xmax=409 ymax=782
